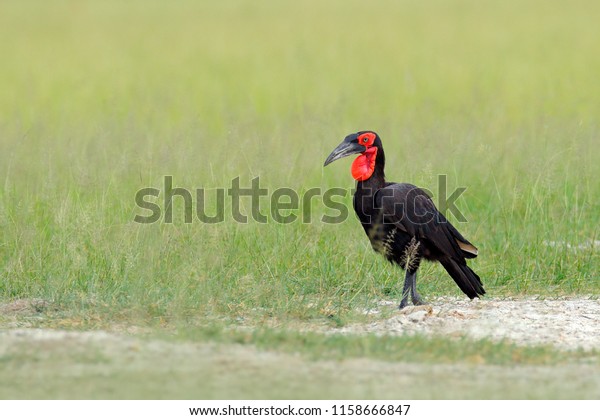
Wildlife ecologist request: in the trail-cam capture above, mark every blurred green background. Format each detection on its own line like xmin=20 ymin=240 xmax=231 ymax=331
xmin=0 ymin=0 xmax=598 ymax=323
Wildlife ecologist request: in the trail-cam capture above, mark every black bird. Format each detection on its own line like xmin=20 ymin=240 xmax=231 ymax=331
xmin=324 ymin=131 xmax=485 ymax=308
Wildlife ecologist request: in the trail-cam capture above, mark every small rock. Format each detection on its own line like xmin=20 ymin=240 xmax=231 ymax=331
xmin=407 ymin=310 xmax=429 ymax=323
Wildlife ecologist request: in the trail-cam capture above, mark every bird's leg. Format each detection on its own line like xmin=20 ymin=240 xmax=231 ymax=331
xmin=399 ymin=270 xmax=426 ymax=309
xmin=409 ymin=271 xmax=426 ymax=306
xmin=399 ymin=270 xmax=413 ymax=309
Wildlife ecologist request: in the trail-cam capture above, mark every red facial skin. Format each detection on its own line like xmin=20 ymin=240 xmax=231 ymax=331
xmin=351 ymin=132 xmax=378 ymax=181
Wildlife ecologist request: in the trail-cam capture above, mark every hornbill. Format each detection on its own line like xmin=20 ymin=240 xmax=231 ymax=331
xmin=324 ymin=131 xmax=485 ymax=309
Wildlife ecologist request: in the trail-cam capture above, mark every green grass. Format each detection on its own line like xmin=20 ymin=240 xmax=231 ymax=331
xmin=1 ymin=328 xmax=599 ymax=399
xmin=0 ymin=0 xmax=599 ymax=327
xmin=174 ymin=326 xmax=599 ymax=366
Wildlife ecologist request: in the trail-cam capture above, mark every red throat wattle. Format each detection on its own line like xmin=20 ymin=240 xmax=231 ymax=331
xmin=351 ymin=146 xmax=378 ymax=181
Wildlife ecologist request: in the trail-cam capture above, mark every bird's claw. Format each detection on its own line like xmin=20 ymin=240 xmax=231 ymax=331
xmin=412 ymin=294 xmax=427 ymax=306
xmin=399 ymin=297 xmax=427 ymax=310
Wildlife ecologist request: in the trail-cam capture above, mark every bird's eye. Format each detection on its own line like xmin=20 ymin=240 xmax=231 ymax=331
xmin=362 ymin=138 xmax=368 ymax=143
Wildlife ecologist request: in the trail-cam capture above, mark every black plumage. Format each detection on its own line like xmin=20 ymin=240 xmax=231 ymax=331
xmin=324 ymin=131 xmax=485 ymax=308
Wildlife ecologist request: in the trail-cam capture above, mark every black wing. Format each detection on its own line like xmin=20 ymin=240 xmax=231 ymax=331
xmin=375 ymin=183 xmax=484 ymax=298
xmin=375 ymin=183 xmax=476 ymax=260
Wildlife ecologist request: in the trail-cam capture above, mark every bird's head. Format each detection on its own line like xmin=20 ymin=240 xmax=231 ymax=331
xmin=323 ymin=131 xmax=382 ymax=181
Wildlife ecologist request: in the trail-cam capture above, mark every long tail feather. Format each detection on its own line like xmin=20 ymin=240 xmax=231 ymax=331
xmin=440 ymin=258 xmax=485 ymax=299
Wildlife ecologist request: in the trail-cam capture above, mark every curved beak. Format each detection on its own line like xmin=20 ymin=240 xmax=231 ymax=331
xmin=323 ymin=134 xmax=365 ymax=166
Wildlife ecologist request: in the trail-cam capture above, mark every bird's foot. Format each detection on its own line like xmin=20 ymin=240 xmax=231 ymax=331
xmin=398 ymin=298 xmax=409 ymax=310
xmin=411 ymin=293 xmax=427 ymax=306
xmin=399 ymin=297 xmax=427 ymax=309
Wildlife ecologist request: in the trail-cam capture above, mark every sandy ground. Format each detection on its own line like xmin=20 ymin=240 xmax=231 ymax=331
xmin=1 ymin=328 xmax=600 ymax=399
xmin=1 ymin=297 xmax=599 ymax=398
xmin=339 ymin=297 xmax=600 ymax=351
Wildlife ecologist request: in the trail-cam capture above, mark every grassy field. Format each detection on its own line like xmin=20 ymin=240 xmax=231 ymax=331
xmin=0 ymin=0 xmax=599 ymax=399
xmin=2 ymin=329 xmax=599 ymax=399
